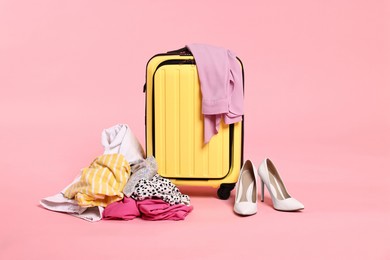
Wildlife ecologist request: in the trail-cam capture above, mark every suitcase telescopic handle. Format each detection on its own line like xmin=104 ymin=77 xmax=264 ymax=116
xmin=166 ymin=47 xmax=192 ymax=56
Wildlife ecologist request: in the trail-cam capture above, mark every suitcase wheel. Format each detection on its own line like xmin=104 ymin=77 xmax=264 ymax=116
xmin=217 ymin=183 xmax=236 ymax=200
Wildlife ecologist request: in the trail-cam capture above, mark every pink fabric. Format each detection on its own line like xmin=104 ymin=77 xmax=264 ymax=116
xmin=186 ymin=44 xmax=244 ymax=143
xmin=102 ymin=197 xmax=140 ymax=220
xmin=103 ymin=198 xmax=193 ymax=221
xmin=138 ymin=199 xmax=193 ymax=221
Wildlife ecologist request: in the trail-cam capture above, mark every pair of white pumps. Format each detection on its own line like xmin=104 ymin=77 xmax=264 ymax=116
xmin=234 ymin=158 xmax=304 ymax=216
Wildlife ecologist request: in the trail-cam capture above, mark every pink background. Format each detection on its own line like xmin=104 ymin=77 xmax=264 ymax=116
xmin=1 ymin=0 xmax=389 ymax=259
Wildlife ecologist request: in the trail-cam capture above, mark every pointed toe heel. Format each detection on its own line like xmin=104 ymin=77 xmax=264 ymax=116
xmin=258 ymin=158 xmax=304 ymax=212
xmin=234 ymin=160 xmax=258 ymax=216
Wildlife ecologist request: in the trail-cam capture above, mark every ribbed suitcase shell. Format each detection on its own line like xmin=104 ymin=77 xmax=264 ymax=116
xmin=144 ymin=51 xmax=243 ymax=197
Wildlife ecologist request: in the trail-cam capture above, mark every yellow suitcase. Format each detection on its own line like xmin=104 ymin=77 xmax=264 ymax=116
xmin=144 ymin=47 xmax=244 ymax=199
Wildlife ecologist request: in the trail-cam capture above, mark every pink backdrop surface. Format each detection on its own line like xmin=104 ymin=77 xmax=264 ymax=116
xmin=1 ymin=0 xmax=389 ymax=259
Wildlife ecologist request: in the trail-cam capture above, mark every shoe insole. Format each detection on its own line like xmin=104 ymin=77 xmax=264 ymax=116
xmin=269 ymin=172 xmax=290 ymax=200
xmin=240 ymin=170 xmax=256 ymax=203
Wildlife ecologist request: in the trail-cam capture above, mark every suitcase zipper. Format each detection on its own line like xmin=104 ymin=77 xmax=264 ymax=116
xmin=143 ymin=48 xmax=193 ymax=93
xmin=143 ymin=59 xmax=195 ymax=93
xmin=154 ymin=59 xmax=195 ymax=71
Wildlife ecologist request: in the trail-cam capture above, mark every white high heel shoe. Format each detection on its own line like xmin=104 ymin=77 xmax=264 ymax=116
xmin=234 ymin=160 xmax=258 ymax=216
xmin=258 ymin=158 xmax=304 ymax=211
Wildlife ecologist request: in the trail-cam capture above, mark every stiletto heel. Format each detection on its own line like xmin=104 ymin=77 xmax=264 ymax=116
xmin=233 ymin=160 xmax=258 ymax=216
xmin=261 ymin=179 xmax=264 ymax=202
xmin=258 ymin=158 xmax=304 ymax=211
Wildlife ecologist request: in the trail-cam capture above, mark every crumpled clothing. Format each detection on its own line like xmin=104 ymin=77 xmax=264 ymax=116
xmin=101 ymin=124 xmax=145 ymax=163
xmin=102 ymin=197 xmax=140 ymax=220
xmin=138 ymin=199 xmax=193 ymax=221
xmin=131 ymin=174 xmax=190 ymax=206
xmin=40 ymin=192 xmax=104 ymax=222
xmin=64 ymin=154 xmax=130 ymax=207
xmin=102 ymin=198 xmax=193 ymax=221
xmin=123 ymin=156 xmax=158 ymax=197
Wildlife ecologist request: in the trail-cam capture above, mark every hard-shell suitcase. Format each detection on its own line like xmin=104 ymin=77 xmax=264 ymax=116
xmin=143 ymin=47 xmax=244 ymax=199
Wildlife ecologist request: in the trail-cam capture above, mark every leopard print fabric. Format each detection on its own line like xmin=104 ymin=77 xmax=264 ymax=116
xmin=131 ymin=174 xmax=190 ymax=205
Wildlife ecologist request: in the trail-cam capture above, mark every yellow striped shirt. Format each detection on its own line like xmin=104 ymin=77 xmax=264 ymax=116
xmin=64 ymin=154 xmax=130 ymax=207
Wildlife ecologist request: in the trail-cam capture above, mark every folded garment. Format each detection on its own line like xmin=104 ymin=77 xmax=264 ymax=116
xmin=102 ymin=197 xmax=140 ymax=220
xmin=138 ymin=199 xmax=193 ymax=221
xmin=186 ymin=44 xmax=244 ymax=143
xmin=40 ymin=176 xmax=104 ymax=222
xmin=131 ymin=174 xmax=191 ymax=206
xmin=123 ymin=156 xmax=158 ymax=197
xmin=64 ymin=154 xmax=130 ymax=207
xmin=101 ymin=124 xmax=145 ymax=163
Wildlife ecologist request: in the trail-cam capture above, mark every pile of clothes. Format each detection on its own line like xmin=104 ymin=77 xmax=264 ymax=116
xmin=40 ymin=124 xmax=193 ymax=222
